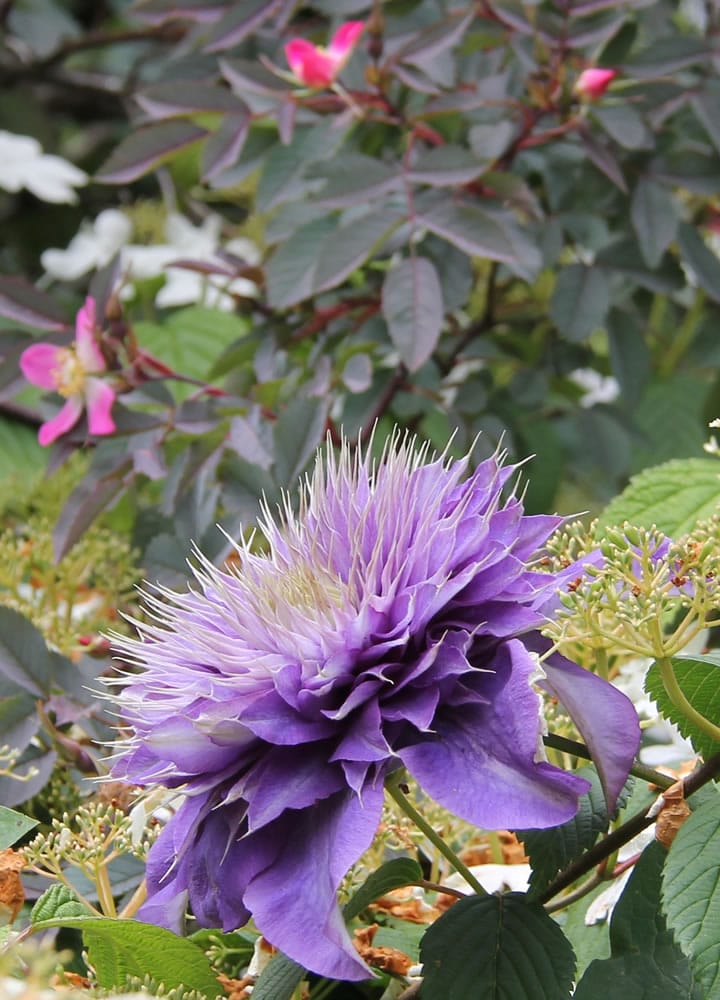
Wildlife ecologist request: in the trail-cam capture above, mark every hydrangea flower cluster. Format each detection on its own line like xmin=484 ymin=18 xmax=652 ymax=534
xmin=111 ymin=434 xmax=639 ymax=980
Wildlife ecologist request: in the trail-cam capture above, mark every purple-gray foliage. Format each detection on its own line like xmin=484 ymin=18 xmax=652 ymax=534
xmin=111 ymin=434 xmax=639 ymax=979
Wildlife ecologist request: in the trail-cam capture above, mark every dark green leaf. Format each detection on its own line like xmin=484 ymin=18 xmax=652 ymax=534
xmin=623 ymin=36 xmax=712 ymax=76
xmin=631 ymin=179 xmax=677 ymax=269
xmin=574 ymin=953 xmax=698 ymax=1000
xmin=469 ymin=121 xmax=516 ymax=162
xmin=417 ymin=198 xmax=540 ymax=275
xmin=313 ymin=210 xmax=400 ymax=294
xmin=315 ymin=155 xmax=402 ymax=208
xmin=135 ymin=82 xmax=246 ymax=118
xmin=628 ymin=372 xmax=708 ymax=475
xmin=202 ymin=113 xmax=250 ymax=182
xmin=96 ymin=121 xmax=208 ymax=183
xmin=677 ymin=223 xmax=720 ymax=305
xmin=265 ymin=216 xmax=338 ymax=308
xmin=420 ymin=893 xmax=576 ymax=999
xmin=0 ymin=804 xmax=38 ymax=849
xmin=252 ymin=952 xmax=305 ymax=1000
xmin=592 ymin=105 xmax=649 ymax=150
xmin=258 ymin=123 xmax=342 ymax=212
xmin=599 ymin=457 xmax=720 ymax=536
xmin=382 ymin=257 xmax=444 ymax=372
xmin=0 ymin=276 xmax=69 ymax=331
xmin=645 ymin=655 xmax=720 ymax=761
xmin=692 ymin=81 xmax=720 ymax=155
xmin=407 ymin=144 xmax=488 ymax=186
xmin=663 ymin=795 xmax=720 ymax=998
xmin=0 ymin=606 xmax=77 ymax=698
xmin=550 ymin=265 xmax=610 ymax=341
xmin=273 ymin=397 xmax=327 ymax=487
xmin=204 ymin=0 xmax=281 ymax=53
xmin=520 ymin=766 xmax=625 ymax=897
xmin=343 ymin=857 xmax=424 ymax=921
xmin=53 ymin=455 xmax=134 ymax=561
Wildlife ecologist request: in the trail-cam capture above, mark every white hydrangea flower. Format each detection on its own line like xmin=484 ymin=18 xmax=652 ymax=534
xmin=42 ymin=210 xmax=259 ymax=310
xmin=0 ymin=130 xmax=88 ymax=204
xmin=568 ymin=368 xmax=620 ymax=408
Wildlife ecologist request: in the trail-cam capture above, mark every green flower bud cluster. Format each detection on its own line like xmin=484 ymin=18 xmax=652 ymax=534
xmin=544 ymin=518 xmax=720 ymax=664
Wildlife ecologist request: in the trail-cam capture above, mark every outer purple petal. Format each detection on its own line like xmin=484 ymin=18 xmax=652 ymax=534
xmin=399 ymin=639 xmax=590 ymax=829
xmin=244 ymin=783 xmax=385 ymax=981
xmin=20 ymin=343 xmax=63 ymax=389
xmin=539 ymin=648 xmax=641 ymax=810
xmin=38 ymin=396 xmax=83 ymax=446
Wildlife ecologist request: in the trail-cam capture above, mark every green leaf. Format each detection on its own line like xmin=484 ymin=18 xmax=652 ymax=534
xmin=30 ymin=883 xmax=88 ymax=923
xmin=420 ymin=893 xmax=576 ymax=999
xmin=315 ymin=154 xmax=402 ymax=208
xmin=0 ymin=417 xmax=45 ymax=486
xmin=265 ymin=216 xmax=339 ymax=309
xmin=631 ymin=179 xmax=677 ymax=269
xmin=623 ymin=36 xmax=712 ymax=76
xmin=574 ymin=953 xmax=699 ymax=1000
xmin=252 ymin=953 xmax=305 ymax=1000
xmin=136 ymin=82 xmax=246 ymax=118
xmin=550 ymin=265 xmax=611 ymax=342
xmin=258 ymin=123 xmax=340 ymax=212
xmin=628 ymin=373 xmax=708 ymax=475
xmin=598 ymin=457 xmax=719 ymax=536
xmin=645 ymin=655 xmax=720 ymax=761
xmin=0 ymin=804 xmax=38 ymax=849
xmin=313 ymin=210 xmax=400 ymax=295
xmin=691 ymin=81 xmax=720 ymax=156
xmin=608 ymin=840 xmax=698 ymax=997
xmin=30 ymin=915 xmax=221 ymax=998
xmin=677 ymin=223 xmax=720 ymax=305
xmin=416 ymin=198 xmax=529 ymax=268
xmin=135 ymin=307 xmax=249 ymax=390
xmin=469 ymin=121 xmax=516 ymax=162
xmin=96 ymin=121 xmax=208 ymax=184
xmin=273 ymin=397 xmax=327 ymax=487
xmin=343 ymin=857 xmax=424 ymax=922
xmin=592 ymin=105 xmax=649 ymax=150
xmin=0 ymin=606 xmax=78 ymax=698
xmin=382 ymin=257 xmax=444 ymax=372
xmin=0 ymin=276 xmax=69 ymax=331
xmin=407 ymin=144 xmax=488 ymax=186
xmin=519 ymin=766 xmax=627 ymax=898
xmin=663 ymin=795 xmax=720 ymax=998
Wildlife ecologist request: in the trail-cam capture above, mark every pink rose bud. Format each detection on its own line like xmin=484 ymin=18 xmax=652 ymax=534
xmin=574 ymin=68 xmax=617 ymax=100
xmin=285 ymin=21 xmax=364 ymax=88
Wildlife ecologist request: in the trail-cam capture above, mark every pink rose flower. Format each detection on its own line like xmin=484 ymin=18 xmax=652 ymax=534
xmin=574 ymin=68 xmax=617 ymax=100
xmin=20 ymin=297 xmax=116 ymax=446
xmin=285 ymin=21 xmax=364 ymax=88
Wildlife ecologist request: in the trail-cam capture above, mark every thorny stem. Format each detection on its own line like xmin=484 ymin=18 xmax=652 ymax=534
xmin=385 ymin=771 xmax=486 ymax=896
xmin=537 ymin=751 xmax=720 ymax=905
xmin=657 ymin=656 xmax=720 ymax=744
xmin=542 ymin=733 xmax=676 ymax=790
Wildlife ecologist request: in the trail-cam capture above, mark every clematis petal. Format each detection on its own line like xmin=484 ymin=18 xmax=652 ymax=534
xmin=20 ymin=342 xmax=65 ymax=390
xmin=244 ymin=783 xmax=384 ymax=981
xmin=285 ymin=38 xmax=338 ymax=87
xmin=400 ymin=640 xmax=590 ymax=829
xmin=38 ymin=396 xmax=83 ymax=446
xmin=75 ymin=297 xmax=105 ymax=372
xmin=539 ymin=647 xmax=641 ymax=810
xmin=84 ymin=377 xmax=116 ymax=437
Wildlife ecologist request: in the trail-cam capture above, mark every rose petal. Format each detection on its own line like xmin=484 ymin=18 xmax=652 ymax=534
xmin=38 ymin=396 xmax=83 ymax=446
xmin=20 ymin=343 xmax=64 ymax=390
xmin=84 ymin=377 xmax=116 ymax=436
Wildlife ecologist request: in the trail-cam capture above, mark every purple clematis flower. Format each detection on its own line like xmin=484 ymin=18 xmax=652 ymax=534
xmin=111 ymin=434 xmax=639 ymax=980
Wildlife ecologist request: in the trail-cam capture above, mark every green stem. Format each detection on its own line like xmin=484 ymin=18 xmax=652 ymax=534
xmin=385 ymin=772 xmax=486 ymax=896
xmin=657 ymin=656 xmax=720 ymax=744
xmin=543 ymin=733 xmax=676 ymax=790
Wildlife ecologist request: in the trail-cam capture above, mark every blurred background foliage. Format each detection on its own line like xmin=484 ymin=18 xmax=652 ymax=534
xmin=0 ymin=0 xmax=719 ymax=612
